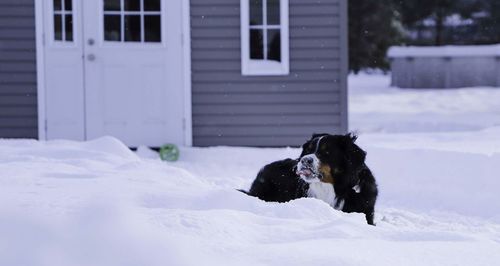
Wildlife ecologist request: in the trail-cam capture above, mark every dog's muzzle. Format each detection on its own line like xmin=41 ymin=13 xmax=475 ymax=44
xmin=296 ymin=154 xmax=322 ymax=182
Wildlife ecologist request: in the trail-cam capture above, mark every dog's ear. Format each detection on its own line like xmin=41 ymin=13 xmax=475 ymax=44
xmin=343 ymin=134 xmax=366 ymax=175
xmin=345 ymin=133 xmax=358 ymax=142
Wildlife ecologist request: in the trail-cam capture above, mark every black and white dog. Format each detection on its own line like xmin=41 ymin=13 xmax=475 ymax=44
xmin=241 ymin=133 xmax=378 ymax=225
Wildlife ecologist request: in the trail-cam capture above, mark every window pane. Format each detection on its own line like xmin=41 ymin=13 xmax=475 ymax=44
xmin=54 ymin=15 xmax=62 ymax=41
xmin=144 ymin=0 xmax=161 ymax=11
xmin=124 ymin=15 xmax=141 ymax=42
xmin=104 ymin=0 xmax=121 ymax=11
xmin=64 ymin=0 xmax=72 ymax=11
xmin=145 ymin=15 xmax=161 ymax=42
xmin=104 ymin=15 xmax=121 ymax=41
xmin=249 ymin=0 xmax=262 ymax=25
xmin=267 ymin=29 xmax=281 ymax=61
xmin=53 ymin=0 xmax=61 ymax=11
xmin=124 ymin=0 xmax=140 ymax=11
xmin=267 ymin=0 xmax=280 ymax=25
xmin=250 ymin=29 xmax=263 ymax=59
xmin=65 ymin=15 xmax=73 ymax=41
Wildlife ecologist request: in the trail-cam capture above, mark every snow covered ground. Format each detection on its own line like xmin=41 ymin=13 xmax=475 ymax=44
xmin=1 ymin=74 xmax=500 ymax=265
xmin=349 ymin=73 xmax=500 ymax=133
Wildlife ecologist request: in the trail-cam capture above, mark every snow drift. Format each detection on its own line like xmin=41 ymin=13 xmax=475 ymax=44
xmin=1 ymin=133 xmax=500 ymax=266
xmin=1 ymin=74 xmax=500 ymax=265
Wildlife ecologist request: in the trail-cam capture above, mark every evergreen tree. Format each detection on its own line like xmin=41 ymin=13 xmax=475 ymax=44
xmin=392 ymin=0 xmax=490 ymax=45
xmin=348 ymin=0 xmax=402 ymax=73
xmin=473 ymin=0 xmax=500 ymax=43
xmin=348 ymin=0 xmax=499 ymax=71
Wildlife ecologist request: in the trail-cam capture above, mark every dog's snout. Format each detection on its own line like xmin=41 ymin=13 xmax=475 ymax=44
xmin=301 ymin=156 xmax=313 ymax=165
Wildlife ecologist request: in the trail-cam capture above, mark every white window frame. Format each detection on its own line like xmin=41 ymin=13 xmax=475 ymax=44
xmin=240 ymin=0 xmax=289 ymax=76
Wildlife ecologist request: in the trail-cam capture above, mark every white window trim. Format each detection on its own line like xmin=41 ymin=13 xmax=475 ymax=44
xmin=240 ymin=0 xmax=289 ymax=76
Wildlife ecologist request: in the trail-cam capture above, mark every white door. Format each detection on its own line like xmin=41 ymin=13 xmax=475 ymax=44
xmin=43 ymin=0 xmax=185 ymax=147
xmin=43 ymin=0 xmax=85 ymax=140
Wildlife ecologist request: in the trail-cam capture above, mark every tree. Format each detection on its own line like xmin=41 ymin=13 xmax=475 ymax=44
xmin=393 ymin=0 xmax=486 ymax=45
xmin=473 ymin=0 xmax=500 ymax=44
xmin=348 ymin=0 xmax=402 ymax=73
xmin=348 ymin=0 xmax=499 ymax=71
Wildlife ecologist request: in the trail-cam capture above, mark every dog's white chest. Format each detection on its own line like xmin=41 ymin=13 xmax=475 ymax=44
xmin=307 ymin=182 xmax=340 ymax=209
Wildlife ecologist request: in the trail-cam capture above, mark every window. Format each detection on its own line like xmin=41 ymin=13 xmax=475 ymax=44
xmin=103 ymin=0 xmax=162 ymax=43
xmin=241 ymin=0 xmax=289 ymax=75
xmin=53 ymin=0 xmax=74 ymax=42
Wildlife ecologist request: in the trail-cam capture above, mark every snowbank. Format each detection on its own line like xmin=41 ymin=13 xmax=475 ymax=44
xmin=1 ymin=136 xmax=500 ymax=265
xmin=2 ymin=75 xmax=500 ymax=265
xmin=349 ymin=74 xmax=500 ymax=133
xmin=387 ymin=44 xmax=500 ymax=57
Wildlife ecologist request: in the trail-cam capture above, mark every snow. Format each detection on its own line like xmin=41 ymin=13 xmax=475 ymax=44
xmin=349 ymin=74 xmax=500 ymax=134
xmin=421 ymin=14 xmax=474 ymax=27
xmin=387 ymin=44 xmax=500 ymax=57
xmin=2 ymin=74 xmax=500 ymax=265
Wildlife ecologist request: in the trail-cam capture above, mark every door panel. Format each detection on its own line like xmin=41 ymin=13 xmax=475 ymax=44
xmin=83 ymin=0 xmax=184 ymax=147
xmin=44 ymin=0 xmax=85 ymax=140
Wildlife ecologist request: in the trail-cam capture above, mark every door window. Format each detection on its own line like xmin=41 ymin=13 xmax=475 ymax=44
xmin=103 ymin=0 xmax=162 ymax=43
xmin=53 ymin=0 xmax=74 ymax=42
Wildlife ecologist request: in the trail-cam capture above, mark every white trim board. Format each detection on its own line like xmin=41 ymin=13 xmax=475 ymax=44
xmin=182 ymin=0 xmax=193 ymax=147
xmin=35 ymin=0 xmax=47 ymax=140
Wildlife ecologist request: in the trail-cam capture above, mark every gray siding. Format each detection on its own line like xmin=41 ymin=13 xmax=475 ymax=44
xmin=390 ymin=56 xmax=499 ymax=88
xmin=190 ymin=0 xmax=348 ymax=147
xmin=0 ymin=0 xmax=37 ymax=138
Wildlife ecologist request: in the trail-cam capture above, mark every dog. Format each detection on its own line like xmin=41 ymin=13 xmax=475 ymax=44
xmin=241 ymin=133 xmax=378 ymax=225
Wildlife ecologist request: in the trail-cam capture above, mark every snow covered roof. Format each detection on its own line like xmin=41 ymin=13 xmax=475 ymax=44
xmin=387 ymin=44 xmax=500 ymax=58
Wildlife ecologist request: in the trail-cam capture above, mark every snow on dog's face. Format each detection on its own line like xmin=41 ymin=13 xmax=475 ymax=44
xmin=296 ymin=133 xmax=366 ymax=185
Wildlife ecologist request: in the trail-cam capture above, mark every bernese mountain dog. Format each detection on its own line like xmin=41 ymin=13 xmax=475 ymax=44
xmin=241 ymin=133 xmax=378 ymax=225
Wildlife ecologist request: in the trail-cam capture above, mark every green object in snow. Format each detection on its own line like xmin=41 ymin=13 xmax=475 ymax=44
xmin=159 ymin=144 xmax=179 ymax=162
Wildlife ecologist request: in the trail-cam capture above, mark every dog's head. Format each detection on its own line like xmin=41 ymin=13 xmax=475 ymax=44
xmin=296 ymin=133 xmax=367 ymax=186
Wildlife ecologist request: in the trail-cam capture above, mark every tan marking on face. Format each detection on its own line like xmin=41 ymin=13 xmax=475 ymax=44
xmin=319 ymin=163 xmax=334 ymax=184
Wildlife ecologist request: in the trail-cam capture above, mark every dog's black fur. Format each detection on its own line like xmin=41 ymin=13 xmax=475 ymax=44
xmin=241 ymin=133 xmax=378 ymax=225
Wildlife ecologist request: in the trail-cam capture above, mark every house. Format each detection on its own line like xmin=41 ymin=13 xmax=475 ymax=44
xmin=0 ymin=0 xmax=347 ymax=147
xmin=388 ymin=45 xmax=500 ymax=88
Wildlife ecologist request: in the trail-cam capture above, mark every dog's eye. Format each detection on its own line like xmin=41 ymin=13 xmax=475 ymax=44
xmin=320 ymin=145 xmax=330 ymax=154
